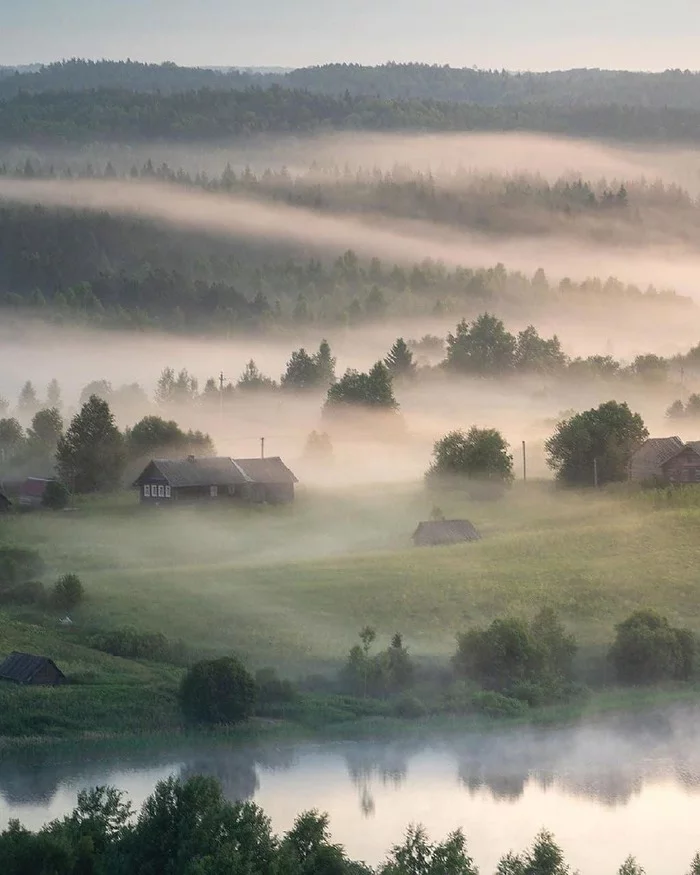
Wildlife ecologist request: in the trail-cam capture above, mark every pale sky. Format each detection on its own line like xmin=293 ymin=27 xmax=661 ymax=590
xmin=2 ymin=0 xmax=700 ymax=71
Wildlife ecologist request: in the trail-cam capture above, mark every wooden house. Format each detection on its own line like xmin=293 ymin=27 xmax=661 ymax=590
xmin=18 ymin=477 xmax=56 ymax=509
xmin=660 ymin=442 xmax=700 ymax=485
xmin=133 ymin=455 xmax=298 ymax=505
xmin=630 ymin=437 xmax=700 ymax=485
xmin=0 ymin=652 xmax=66 ymax=686
xmin=629 ymin=437 xmax=684 ymax=483
xmin=412 ymin=519 xmax=481 ymax=547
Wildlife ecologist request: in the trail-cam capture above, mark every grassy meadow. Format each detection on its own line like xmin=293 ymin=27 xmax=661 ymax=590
xmin=2 ymin=481 xmax=699 ymax=678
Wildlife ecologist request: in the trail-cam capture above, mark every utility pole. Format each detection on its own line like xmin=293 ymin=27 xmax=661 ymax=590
xmin=260 ymin=436 xmax=265 ymax=459
xmin=218 ymin=371 xmax=225 ymax=424
xmin=522 ymin=441 xmax=527 ymax=483
xmin=593 ymin=457 xmax=599 ymax=488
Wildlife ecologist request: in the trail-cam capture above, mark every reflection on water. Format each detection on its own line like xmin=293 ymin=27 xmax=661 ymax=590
xmin=3 ymin=706 xmax=700 ymax=871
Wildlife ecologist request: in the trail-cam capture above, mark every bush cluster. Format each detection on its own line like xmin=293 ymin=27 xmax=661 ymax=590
xmin=453 ymin=608 xmax=577 ymax=704
xmin=609 ymin=609 xmax=695 ymax=684
xmin=180 ymin=656 xmax=257 ymax=725
xmin=90 ymin=626 xmax=187 ymax=664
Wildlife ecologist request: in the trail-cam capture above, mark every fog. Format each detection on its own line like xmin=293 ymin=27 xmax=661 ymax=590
xmin=4 ymin=707 xmax=700 ymax=872
xmin=5 ymin=173 xmax=700 ymax=301
xmin=11 ymin=132 xmax=700 ymax=191
xmin=2 ymin=132 xmax=700 ymax=496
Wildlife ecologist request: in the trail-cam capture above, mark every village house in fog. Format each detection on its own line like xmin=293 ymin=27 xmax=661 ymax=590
xmin=629 ymin=437 xmax=700 ymax=485
xmin=0 ymin=652 xmax=66 ymax=686
xmin=412 ymin=519 xmax=481 ymax=547
xmin=133 ymin=455 xmax=298 ymax=505
xmin=18 ymin=477 xmax=56 ymax=509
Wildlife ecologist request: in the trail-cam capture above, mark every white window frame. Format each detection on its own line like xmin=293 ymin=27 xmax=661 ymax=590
xmin=158 ymin=485 xmax=165 ymax=497
xmin=165 ymin=485 xmax=171 ymax=497
xmin=144 ymin=484 xmax=151 ymax=498
xmin=210 ymin=485 xmax=218 ymax=498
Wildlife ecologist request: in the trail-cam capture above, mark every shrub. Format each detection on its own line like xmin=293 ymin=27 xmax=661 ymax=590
xmin=51 ymin=573 xmax=85 ymax=611
xmin=255 ymin=667 xmax=298 ymax=705
xmin=0 ymin=580 xmax=46 ymax=606
xmin=180 ymin=656 xmax=257 ymax=724
xmin=42 ymin=480 xmax=70 ymax=510
xmin=90 ymin=626 xmax=186 ymax=664
xmin=0 ymin=547 xmax=45 ymax=588
xmin=454 ymin=608 xmax=577 ymax=700
xmin=340 ymin=630 xmax=415 ymax=698
xmin=392 ymin=694 xmax=427 ymax=719
xmin=609 ymin=609 xmax=695 ymax=684
xmin=471 ymin=690 xmax=528 ymax=718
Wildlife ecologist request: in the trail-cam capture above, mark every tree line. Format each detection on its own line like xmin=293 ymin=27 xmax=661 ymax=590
xmin=1 ymin=773 xmax=685 ymax=875
xmin=6 ymin=58 xmax=700 ymax=112
xmin=0 ymin=194 xmax=686 ymax=331
xmin=4 ymin=85 xmax=700 ymax=144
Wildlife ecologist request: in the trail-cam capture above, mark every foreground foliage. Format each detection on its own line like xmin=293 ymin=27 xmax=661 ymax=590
xmin=0 ymin=774 xmax=696 ymax=874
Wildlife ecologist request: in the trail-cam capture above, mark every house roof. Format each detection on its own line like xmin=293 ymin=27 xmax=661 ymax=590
xmin=630 ymin=437 xmax=684 ymax=480
xmin=134 ymin=456 xmax=298 ymax=488
xmin=412 ymin=519 xmax=481 ymax=545
xmin=134 ymin=457 xmax=248 ymax=489
xmin=0 ymin=651 xmax=64 ymax=683
xmin=660 ymin=441 xmax=700 ymax=469
xmin=232 ymin=457 xmax=298 ymax=484
xmin=20 ymin=477 xmax=55 ymax=498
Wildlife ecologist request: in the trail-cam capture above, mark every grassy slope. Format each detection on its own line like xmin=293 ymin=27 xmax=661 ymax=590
xmin=2 ymin=483 xmax=699 ymax=676
xmin=0 ymin=614 xmax=180 ymax=737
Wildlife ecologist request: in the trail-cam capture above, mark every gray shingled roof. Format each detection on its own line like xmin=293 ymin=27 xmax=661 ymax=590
xmin=412 ymin=519 xmax=481 ymax=546
xmin=233 ymin=457 xmax=298 ymax=484
xmin=137 ymin=457 xmax=248 ymax=488
xmin=0 ymin=652 xmax=64 ymax=683
xmin=629 ymin=437 xmax=684 ymax=481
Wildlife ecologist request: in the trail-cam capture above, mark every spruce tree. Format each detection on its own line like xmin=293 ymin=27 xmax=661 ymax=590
xmin=56 ymin=395 xmax=125 ymax=493
xmin=384 ymin=337 xmax=416 ymax=380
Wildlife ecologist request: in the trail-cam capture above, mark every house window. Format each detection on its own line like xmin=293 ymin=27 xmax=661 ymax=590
xmin=144 ymin=485 xmax=151 ymax=498
xmin=165 ymin=485 xmax=171 ymax=497
xmin=210 ymin=485 xmax=218 ymax=498
xmin=158 ymin=485 xmax=165 ymax=497
xmin=682 ymin=468 xmax=691 ymax=482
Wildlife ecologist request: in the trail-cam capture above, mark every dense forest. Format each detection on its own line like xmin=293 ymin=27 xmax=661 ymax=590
xmin=4 ymin=59 xmax=700 ymax=111
xmin=0 ymin=200 xmax=685 ymax=332
xmin=4 ymin=86 xmax=700 ymax=144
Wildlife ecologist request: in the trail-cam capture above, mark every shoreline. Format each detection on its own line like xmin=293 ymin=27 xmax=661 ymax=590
xmin=2 ymin=682 xmax=698 ymax=753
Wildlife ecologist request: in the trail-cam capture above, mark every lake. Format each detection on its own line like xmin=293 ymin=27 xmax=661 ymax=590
xmin=2 ymin=707 xmax=700 ymax=872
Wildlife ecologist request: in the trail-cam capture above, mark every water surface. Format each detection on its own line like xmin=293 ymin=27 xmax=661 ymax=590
xmin=2 ymin=708 xmax=700 ymax=872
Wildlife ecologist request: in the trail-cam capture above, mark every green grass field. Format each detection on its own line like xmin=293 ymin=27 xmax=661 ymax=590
xmin=2 ymin=482 xmax=699 ymax=677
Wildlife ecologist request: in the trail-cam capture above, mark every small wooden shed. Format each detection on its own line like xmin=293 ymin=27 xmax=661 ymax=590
xmin=412 ymin=519 xmax=481 ymax=547
xmin=0 ymin=651 xmax=66 ymax=686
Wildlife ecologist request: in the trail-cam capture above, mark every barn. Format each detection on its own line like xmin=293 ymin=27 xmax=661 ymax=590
xmin=0 ymin=652 xmax=66 ymax=686
xmin=661 ymin=442 xmax=700 ymax=485
xmin=133 ymin=455 xmax=298 ymax=505
xmin=629 ymin=437 xmax=684 ymax=483
xmin=18 ymin=477 xmax=56 ymax=509
xmin=412 ymin=519 xmax=481 ymax=547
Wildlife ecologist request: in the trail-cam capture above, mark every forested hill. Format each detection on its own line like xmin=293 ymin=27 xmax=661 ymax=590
xmin=3 ymin=87 xmax=700 ymax=143
xmin=4 ymin=60 xmax=700 ymax=111
xmin=0 ymin=60 xmax=263 ymax=99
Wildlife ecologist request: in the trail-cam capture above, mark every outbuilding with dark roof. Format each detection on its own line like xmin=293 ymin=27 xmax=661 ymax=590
xmin=0 ymin=652 xmax=66 ymax=686
xmin=412 ymin=519 xmax=481 ymax=547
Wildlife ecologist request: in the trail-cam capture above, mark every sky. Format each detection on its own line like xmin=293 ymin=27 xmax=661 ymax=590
xmin=2 ymin=0 xmax=700 ymax=71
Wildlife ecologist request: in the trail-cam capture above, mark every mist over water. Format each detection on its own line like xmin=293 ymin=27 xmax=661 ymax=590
xmin=3 ymin=707 xmax=700 ymax=873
